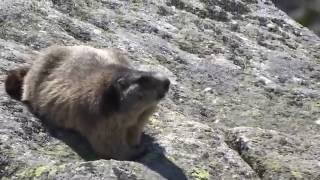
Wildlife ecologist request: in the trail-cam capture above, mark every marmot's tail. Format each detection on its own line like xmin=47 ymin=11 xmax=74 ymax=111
xmin=5 ymin=67 xmax=30 ymax=100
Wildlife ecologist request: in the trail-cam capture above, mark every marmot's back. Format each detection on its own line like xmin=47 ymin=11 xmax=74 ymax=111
xmin=53 ymin=46 xmax=130 ymax=81
xmin=23 ymin=45 xmax=130 ymax=93
xmin=22 ymin=46 xmax=131 ymax=127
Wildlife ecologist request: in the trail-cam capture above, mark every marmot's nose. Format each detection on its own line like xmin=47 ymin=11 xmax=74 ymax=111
xmin=154 ymin=73 xmax=170 ymax=90
xmin=162 ymin=78 xmax=170 ymax=93
xmin=153 ymin=72 xmax=170 ymax=99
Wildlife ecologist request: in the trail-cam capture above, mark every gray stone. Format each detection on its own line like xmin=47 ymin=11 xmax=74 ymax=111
xmin=0 ymin=0 xmax=320 ymax=179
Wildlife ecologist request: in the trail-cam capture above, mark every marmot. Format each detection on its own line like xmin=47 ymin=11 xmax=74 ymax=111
xmin=5 ymin=45 xmax=170 ymax=160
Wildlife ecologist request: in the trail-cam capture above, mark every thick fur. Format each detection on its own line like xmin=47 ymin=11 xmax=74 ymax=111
xmin=5 ymin=45 xmax=170 ymax=160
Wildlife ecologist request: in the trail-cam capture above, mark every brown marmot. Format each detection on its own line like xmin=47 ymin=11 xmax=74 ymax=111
xmin=5 ymin=45 xmax=170 ymax=160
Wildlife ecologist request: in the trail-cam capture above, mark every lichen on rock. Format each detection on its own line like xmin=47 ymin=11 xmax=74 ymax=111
xmin=1 ymin=0 xmax=320 ymax=179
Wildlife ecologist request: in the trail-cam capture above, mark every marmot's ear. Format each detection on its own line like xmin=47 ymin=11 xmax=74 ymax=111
xmin=100 ymin=84 xmax=121 ymax=115
xmin=115 ymin=77 xmax=128 ymax=91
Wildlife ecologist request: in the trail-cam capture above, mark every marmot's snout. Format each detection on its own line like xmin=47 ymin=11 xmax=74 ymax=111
xmin=159 ymin=77 xmax=170 ymax=98
xmin=153 ymin=72 xmax=170 ymax=99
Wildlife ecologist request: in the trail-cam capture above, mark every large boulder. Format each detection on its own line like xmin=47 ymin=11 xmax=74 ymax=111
xmin=1 ymin=0 xmax=319 ymax=179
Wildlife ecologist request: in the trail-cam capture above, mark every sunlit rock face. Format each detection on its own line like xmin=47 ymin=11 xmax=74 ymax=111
xmin=1 ymin=0 xmax=320 ymax=179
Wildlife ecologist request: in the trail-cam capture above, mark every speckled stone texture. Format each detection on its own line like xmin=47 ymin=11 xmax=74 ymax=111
xmin=1 ymin=0 xmax=320 ymax=179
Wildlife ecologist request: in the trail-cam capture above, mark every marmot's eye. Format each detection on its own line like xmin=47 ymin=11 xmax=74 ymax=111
xmin=117 ymin=78 xmax=129 ymax=90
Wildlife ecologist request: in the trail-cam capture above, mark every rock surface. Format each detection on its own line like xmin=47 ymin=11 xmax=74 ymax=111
xmin=272 ymin=0 xmax=320 ymax=36
xmin=1 ymin=0 xmax=320 ymax=179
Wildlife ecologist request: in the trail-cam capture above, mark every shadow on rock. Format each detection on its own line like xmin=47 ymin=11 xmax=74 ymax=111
xmin=45 ymin=125 xmax=187 ymax=180
xmin=138 ymin=134 xmax=187 ymax=180
xmin=44 ymin=125 xmax=99 ymax=161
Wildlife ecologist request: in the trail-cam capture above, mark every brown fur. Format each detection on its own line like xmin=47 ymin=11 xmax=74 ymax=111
xmin=5 ymin=45 xmax=170 ymax=160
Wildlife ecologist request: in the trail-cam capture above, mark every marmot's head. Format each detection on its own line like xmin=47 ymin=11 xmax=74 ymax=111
xmin=101 ymin=65 xmax=170 ymax=115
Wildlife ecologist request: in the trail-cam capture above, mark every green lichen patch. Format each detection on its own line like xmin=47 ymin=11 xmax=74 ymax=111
xmin=17 ymin=165 xmax=50 ymax=178
xmin=263 ymin=159 xmax=282 ymax=171
xmin=191 ymin=167 xmax=210 ymax=180
xmin=16 ymin=164 xmax=67 ymax=179
xmin=38 ymin=144 xmax=78 ymax=160
xmin=291 ymin=170 xmax=303 ymax=179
